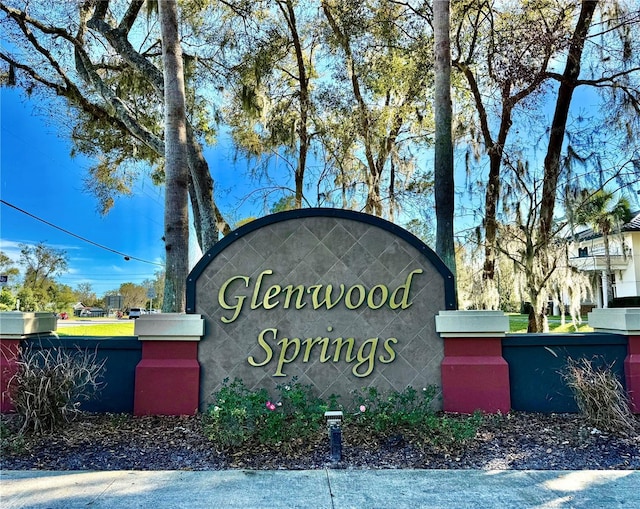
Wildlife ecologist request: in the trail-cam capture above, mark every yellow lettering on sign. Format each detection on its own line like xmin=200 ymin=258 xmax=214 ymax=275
xmin=332 ymin=336 xmax=356 ymax=362
xmin=390 ymin=269 xmax=423 ymax=309
xmin=308 ymin=284 xmax=345 ymax=309
xmin=274 ymin=336 xmax=301 ymax=377
xmin=263 ymin=284 xmax=282 ymax=309
xmin=247 ymin=327 xmax=275 ymax=367
xmin=352 ymin=337 xmax=378 ymax=377
xmin=250 ymin=270 xmax=273 ymax=309
xmin=219 ymin=268 xmax=424 ymax=322
xmin=218 ymin=275 xmax=249 ymax=323
xmin=379 ymin=338 xmax=397 ymax=363
xmin=282 ymin=284 xmax=306 ymax=309
xmin=248 ymin=327 xmax=399 ymax=378
xmin=367 ymin=284 xmax=389 ymax=309
xmin=345 ymin=285 xmax=366 ymax=309
xmin=302 ymin=336 xmax=331 ymax=362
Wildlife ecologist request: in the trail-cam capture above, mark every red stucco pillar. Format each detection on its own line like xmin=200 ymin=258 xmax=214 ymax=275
xmin=1 ymin=339 xmax=22 ymax=413
xmin=133 ymin=314 xmax=204 ymax=416
xmin=625 ymin=335 xmax=640 ymax=413
xmin=0 ymin=312 xmax=57 ymax=413
xmin=436 ymin=311 xmax=511 ymax=414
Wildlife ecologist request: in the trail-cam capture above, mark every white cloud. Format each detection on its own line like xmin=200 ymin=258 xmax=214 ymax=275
xmin=0 ymin=239 xmax=23 ymax=262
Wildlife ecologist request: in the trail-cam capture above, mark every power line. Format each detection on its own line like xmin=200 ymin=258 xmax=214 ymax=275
xmin=1 ymin=199 xmax=164 ymax=267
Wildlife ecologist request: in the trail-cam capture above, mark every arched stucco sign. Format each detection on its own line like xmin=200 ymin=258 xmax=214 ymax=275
xmin=187 ymin=208 xmax=456 ymax=409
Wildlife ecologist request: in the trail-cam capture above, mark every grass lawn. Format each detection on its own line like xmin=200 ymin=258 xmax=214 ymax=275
xmin=508 ymin=314 xmax=593 ymax=333
xmin=56 ymin=315 xmax=592 ymax=336
xmin=57 ymin=321 xmax=135 ymax=336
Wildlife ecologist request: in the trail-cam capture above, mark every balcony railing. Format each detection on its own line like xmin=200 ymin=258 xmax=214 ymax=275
xmin=568 ymin=253 xmax=629 ymax=272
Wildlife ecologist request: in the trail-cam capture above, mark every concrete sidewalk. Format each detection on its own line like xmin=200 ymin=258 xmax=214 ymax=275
xmin=2 ymin=469 xmax=638 ymax=508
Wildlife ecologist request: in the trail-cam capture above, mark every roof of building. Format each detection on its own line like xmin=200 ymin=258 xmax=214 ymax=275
xmin=624 ymin=210 xmax=640 ymax=231
xmin=571 ymin=210 xmax=640 ymax=241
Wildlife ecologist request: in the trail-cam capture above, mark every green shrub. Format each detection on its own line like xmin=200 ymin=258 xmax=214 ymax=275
xmin=9 ymin=346 xmax=105 ymax=434
xmin=348 ymin=385 xmax=438 ymax=432
xmin=425 ymin=411 xmax=484 ymax=445
xmin=346 ymin=385 xmax=482 ymax=446
xmin=0 ymin=417 xmax=25 ymax=454
xmin=203 ymin=380 xmax=484 ymax=452
xmin=203 ymin=377 xmax=330 ymax=450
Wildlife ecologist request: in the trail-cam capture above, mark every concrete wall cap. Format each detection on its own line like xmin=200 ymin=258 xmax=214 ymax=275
xmin=134 ymin=313 xmax=204 ymax=340
xmin=0 ymin=311 xmax=57 ymax=336
xmin=588 ymin=307 xmax=640 ymax=335
xmin=435 ymin=310 xmax=509 ymax=336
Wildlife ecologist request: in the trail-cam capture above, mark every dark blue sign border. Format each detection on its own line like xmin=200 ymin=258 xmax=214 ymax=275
xmin=186 ymin=208 xmax=457 ymax=313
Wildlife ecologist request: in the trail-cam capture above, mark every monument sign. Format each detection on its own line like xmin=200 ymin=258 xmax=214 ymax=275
xmin=187 ymin=209 xmax=455 ymax=409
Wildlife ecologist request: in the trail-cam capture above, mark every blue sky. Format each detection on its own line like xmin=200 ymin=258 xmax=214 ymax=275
xmin=0 ymin=87 xmax=265 ymax=296
xmin=1 ymin=88 xmax=166 ymax=294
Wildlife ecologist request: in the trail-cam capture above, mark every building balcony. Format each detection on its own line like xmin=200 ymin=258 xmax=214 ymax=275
xmin=568 ymin=253 xmax=629 ymax=272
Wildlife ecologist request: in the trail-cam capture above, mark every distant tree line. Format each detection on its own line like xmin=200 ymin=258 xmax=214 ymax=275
xmin=0 ymin=244 xmax=164 ymax=314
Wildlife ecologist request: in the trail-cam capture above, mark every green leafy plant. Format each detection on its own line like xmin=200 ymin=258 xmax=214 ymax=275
xmin=9 ymin=345 xmax=106 ymax=434
xmin=424 ymin=411 xmax=484 ymax=445
xmin=203 ymin=379 xmax=484 ymax=453
xmin=563 ymin=357 xmax=635 ymax=434
xmin=345 ymin=385 xmax=483 ymax=449
xmin=348 ymin=385 xmax=438 ymax=432
xmin=0 ymin=417 xmax=25 ymax=455
xmin=203 ymin=377 xmax=329 ymax=450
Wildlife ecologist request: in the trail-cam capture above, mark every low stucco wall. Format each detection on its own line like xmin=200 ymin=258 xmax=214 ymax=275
xmin=6 ymin=331 xmax=630 ymax=415
xmin=503 ymin=333 xmax=628 ymax=413
xmin=23 ymin=336 xmax=141 ymax=413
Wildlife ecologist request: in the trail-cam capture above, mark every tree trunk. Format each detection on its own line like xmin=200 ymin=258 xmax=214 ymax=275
xmin=456 ymin=66 xmax=513 ymax=292
xmin=158 ymin=0 xmax=189 ymax=313
xmin=434 ymin=0 xmax=456 ymax=277
xmin=186 ymin=124 xmax=230 ymax=248
xmin=82 ymin=2 xmax=227 ymax=254
xmin=280 ymin=0 xmax=309 ymax=210
xmin=322 ymin=2 xmax=383 ymax=218
xmin=527 ymin=290 xmax=548 ymax=333
xmin=539 ymin=0 xmax=598 ymax=245
xmin=527 ymin=305 xmax=547 ymax=333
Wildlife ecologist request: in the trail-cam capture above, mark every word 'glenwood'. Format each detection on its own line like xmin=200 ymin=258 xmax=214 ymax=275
xmin=218 ymin=268 xmax=424 ymax=323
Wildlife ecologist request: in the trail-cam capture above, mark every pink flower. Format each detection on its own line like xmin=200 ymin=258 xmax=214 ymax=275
xmin=359 ymin=405 xmax=366 ymax=413
xmin=266 ymin=401 xmax=276 ymax=411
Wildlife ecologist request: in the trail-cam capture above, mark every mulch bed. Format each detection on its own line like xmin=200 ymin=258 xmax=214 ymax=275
xmin=2 ymin=412 xmax=639 ymax=471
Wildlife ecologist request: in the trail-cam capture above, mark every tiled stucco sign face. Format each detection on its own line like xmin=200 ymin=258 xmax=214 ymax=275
xmin=187 ymin=209 xmax=456 ymax=409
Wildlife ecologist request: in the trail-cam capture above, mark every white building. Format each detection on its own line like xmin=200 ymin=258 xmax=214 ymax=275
xmin=568 ymin=212 xmax=639 ymax=308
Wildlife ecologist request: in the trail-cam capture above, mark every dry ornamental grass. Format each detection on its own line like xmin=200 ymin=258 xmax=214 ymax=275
xmin=8 ymin=346 xmax=105 ymax=434
xmin=563 ymin=358 xmax=636 ymax=434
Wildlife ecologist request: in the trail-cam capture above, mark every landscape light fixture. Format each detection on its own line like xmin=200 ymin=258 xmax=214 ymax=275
xmin=324 ymin=411 xmax=343 ymax=463
xmin=324 ymin=410 xmax=343 ymax=430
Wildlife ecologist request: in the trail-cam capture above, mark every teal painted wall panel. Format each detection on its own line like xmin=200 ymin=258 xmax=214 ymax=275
xmin=24 ymin=336 xmax=141 ymax=414
xmin=502 ymin=333 xmax=627 ymax=413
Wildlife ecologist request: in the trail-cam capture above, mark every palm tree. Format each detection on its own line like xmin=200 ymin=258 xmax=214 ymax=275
xmin=158 ymin=0 xmax=189 ymax=312
xmin=434 ymin=0 xmax=456 ymax=277
xmin=574 ymin=189 xmax=632 ymax=307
